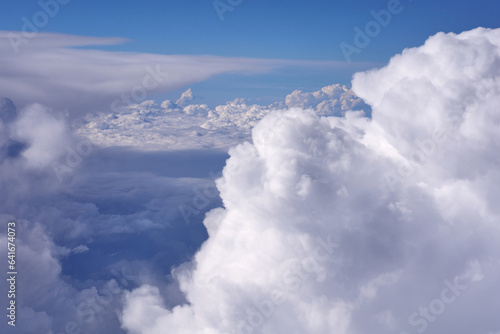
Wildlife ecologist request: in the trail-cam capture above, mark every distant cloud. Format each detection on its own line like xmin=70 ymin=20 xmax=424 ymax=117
xmin=0 ymin=32 xmax=271 ymax=116
xmin=175 ymin=88 xmax=195 ymax=107
xmin=0 ymin=32 xmax=370 ymax=118
xmin=285 ymin=84 xmax=371 ymax=116
xmin=77 ymin=85 xmax=371 ymax=151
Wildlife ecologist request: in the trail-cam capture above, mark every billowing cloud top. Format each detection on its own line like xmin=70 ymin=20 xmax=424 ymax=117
xmin=119 ymin=27 xmax=500 ymax=334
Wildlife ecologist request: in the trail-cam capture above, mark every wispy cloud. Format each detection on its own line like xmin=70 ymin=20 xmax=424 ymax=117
xmin=0 ymin=31 xmax=371 ymax=117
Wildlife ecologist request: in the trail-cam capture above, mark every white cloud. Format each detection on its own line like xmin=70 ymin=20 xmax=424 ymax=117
xmin=176 ymin=88 xmax=195 ymax=107
xmin=12 ymin=103 xmax=68 ymax=168
xmin=77 ymin=85 xmax=370 ymax=151
xmin=0 ymin=32 xmax=368 ymax=117
xmin=285 ymin=84 xmax=370 ymax=116
xmin=121 ymin=27 xmax=500 ymax=334
xmin=0 ymin=32 xmax=275 ymax=116
xmin=71 ymin=244 xmax=90 ymax=254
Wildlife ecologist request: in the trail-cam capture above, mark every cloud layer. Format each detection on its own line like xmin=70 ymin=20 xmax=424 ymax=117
xmin=0 ymin=32 xmax=278 ymax=116
xmin=77 ymin=84 xmax=370 ymax=150
xmin=0 ymin=31 xmax=367 ymax=117
xmin=121 ymin=27 xmax=500 ymax=334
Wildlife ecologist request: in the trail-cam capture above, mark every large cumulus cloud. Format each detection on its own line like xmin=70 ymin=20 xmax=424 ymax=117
xmin=121 ymin=27 xmax=500 ymax=334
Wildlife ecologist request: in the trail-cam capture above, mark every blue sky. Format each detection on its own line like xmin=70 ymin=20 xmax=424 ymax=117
xmin=1 ymin=0 xmax=499 ymax=105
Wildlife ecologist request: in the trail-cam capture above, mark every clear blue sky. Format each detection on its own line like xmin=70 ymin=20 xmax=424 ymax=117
xmin=2 ymin=0 xmax=499 ymax=105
